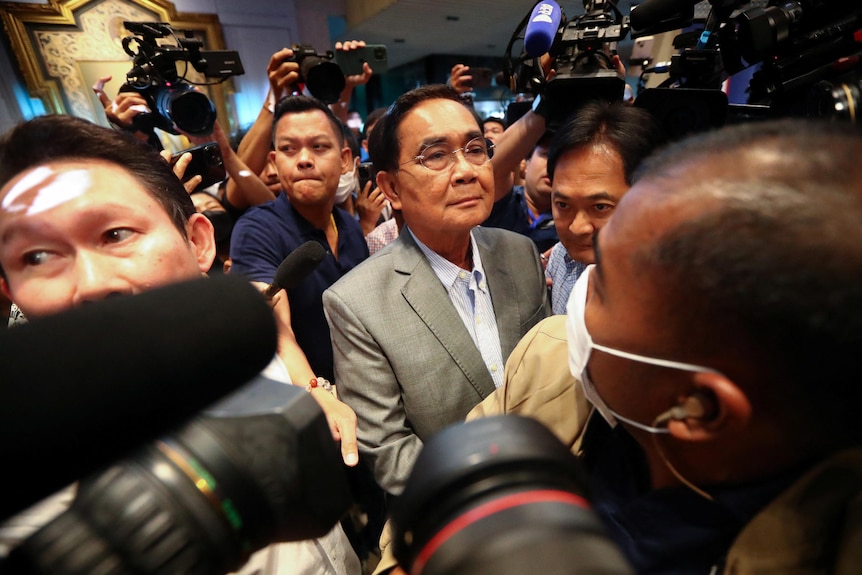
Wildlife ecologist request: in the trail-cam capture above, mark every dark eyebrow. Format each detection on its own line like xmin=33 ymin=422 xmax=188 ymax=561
xmin=552 ymin=190 xmax=620 ymax=202
xmin=419 ymin=131 xmax=483 ymax=150
xmin=418 ymin=136 xmax=448 ymax=149
xmin=586 ymin=191 xmax=619 ymax=202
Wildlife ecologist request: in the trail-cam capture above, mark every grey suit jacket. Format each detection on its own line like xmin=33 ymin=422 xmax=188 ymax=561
xmin=323 ymin=226 xmax=549 ymax=494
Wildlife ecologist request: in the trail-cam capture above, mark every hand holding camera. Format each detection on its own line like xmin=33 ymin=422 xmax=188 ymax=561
xmin=267 ymin=47 xmax=302 ymax=103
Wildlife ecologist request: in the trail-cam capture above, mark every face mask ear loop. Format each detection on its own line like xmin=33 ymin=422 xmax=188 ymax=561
xmin=650 ymin=418 xmax=715 ymax=503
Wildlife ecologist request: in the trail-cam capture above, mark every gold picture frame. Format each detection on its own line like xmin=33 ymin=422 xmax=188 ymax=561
xmin=0 ymin=0 xmax=237 ymax=132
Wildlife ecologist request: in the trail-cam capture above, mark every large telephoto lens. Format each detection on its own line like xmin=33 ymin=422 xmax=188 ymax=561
xmin=155 ymin=85 xmax=217 ymax=135
xmin=300 ymin=57 xmax=345 ymax=105
xmin=391 ymin=416 xmax=632 ymax=575
xmin=3 ymin=379 xmax=352 ymax=575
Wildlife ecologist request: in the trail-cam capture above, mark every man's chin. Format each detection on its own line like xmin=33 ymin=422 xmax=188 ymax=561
xmin=287 ymin=181 xmax=330 ymax=201
xmin=565 ymin=245 xmax=595 ymax=266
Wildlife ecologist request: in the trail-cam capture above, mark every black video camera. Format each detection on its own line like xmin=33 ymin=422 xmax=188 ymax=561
xmin=631 ymin=0 xmax=862 ymax=138
xmin=505 ymin=0 xmax=630 ymax=128
xmin=119 ymin=22 xmax=244 ymax=136
xmin=287 ymin=44 xmax=346 ymax=105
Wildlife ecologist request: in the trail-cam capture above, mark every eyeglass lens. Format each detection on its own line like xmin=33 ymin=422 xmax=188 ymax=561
xmin=418 ymin=138 xmax=493 ymax=170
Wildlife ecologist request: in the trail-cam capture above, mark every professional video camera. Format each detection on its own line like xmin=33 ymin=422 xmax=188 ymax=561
xmin=724 ymin=0 xmax=862 ymax=121
xmin=391 ymin=416 xmax=632 ymax=575
xmin=631 ymin=0 xmax=862 ymax=136
xmin=286 ymin=44 xmax=346 ymax=105
xmin=119 ymin=22 xmax=244 ymax=136
xmin=504 ymin=0 xmax=630 ymax=128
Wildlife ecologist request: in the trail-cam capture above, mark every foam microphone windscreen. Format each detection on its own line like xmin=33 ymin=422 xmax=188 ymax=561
xmin=0 ymin=275 xmax=277 ymax=520
xmin=524 ymin=0 xmax=563 ymax=57
xmin=264 ymin=240 xmax=327 ymax=297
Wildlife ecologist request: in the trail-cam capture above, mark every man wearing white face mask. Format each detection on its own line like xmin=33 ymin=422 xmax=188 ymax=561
xmin=469 ymin=119 xmax=862 ymax=574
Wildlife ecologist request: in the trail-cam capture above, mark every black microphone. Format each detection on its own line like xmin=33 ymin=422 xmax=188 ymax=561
xmin=630 ymin=0 xmax=698 ymax=34
xmin=264 ymin=240 xmax=327 ymax=297
xmin=0 ymin=275 xmax=278 ymax=520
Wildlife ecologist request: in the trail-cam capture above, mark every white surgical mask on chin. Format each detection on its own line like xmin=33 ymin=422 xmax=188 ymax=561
xmin=334 ymin=168 xmax=358 ymax=204
xmin=565 ymin=265 xmax=720 ymax=434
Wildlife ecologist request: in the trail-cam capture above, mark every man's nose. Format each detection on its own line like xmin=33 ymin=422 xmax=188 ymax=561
xmin=452 ymin=150 xmax=480 ymax=183
xmin=569 ymin=211 xmax=595 ymax=235
xmin=71 ymin=253 xmax=133 ymax=306
xmin=296 ymin=147 xmax=315 ymax=168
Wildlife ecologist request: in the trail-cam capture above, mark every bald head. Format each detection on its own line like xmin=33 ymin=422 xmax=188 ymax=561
xmin=627 ymin=120 xmax=862 ymax=439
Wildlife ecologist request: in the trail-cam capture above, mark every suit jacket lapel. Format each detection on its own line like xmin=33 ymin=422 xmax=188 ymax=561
xmin=394 ymin=231 xmax=497 ymax=398
xmin=475 ymin=229 xmax=521 ymax=360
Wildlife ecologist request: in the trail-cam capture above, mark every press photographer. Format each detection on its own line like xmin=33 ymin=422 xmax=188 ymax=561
xmin=118 ymin=22 xmax=244 ymax=143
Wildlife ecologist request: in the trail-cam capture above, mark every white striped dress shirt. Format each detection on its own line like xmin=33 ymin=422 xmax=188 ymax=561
xmin=410 ymin=229 xmax=505 ymax=388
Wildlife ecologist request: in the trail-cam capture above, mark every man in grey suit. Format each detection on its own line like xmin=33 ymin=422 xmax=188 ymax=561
xmin=323 ymin=85 xmax=549 ymax=495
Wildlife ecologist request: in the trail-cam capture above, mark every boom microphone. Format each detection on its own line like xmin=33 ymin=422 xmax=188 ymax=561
xmin=264 ymin=240 xmax=327 ymax=297
xmin=524 ymin=0 xmax=563 ymax=58
xmin=0 ymin=275 xmax=278 ymax=520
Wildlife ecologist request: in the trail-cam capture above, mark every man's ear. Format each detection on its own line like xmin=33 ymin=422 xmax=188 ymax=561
xmin=667 ymin=371 xmax=752 ymax=443
xmin=186 ymin=213 xmax=217 ymax=274
xmin=519 ymin=158 xmax=528 ymax=179
xmin=341 ymin=146 xmax=353 ymax=175
xmin=377 ymin=171 xmax=402 ymax=210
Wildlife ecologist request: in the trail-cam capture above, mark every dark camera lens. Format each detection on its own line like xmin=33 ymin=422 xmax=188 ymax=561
xmin=4 ymin=381 xmax=352 ymax=575
xmin=156 ymin=87 xmax=217 ymax=135
xmin=391 ymin=416 xmax=632 ymax=575
xmin=300 ymin=57 xmax=346 ymax=105
xmin=737 ymin=2 xmax=803 ymax=64
xmin=809 ymin=79 xmax=861 ymax=123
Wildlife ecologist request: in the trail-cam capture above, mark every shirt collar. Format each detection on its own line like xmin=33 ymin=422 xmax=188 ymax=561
xmin=409 ymin=228 xmax=486 ymax=289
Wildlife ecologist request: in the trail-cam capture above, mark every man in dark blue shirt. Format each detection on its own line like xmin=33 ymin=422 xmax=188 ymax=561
xmin=231 ymin=96 xmax=369 ymax=383
xmin=482 ymin=135 xmax=558 ymax=253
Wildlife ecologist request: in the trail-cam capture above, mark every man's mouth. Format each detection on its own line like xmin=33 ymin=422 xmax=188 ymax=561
xmin=451 ymin=196 xmax=482 ymax=206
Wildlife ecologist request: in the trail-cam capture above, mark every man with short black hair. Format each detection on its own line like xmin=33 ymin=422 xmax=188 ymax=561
xmin=482 ymin=132 xmax=559 ymax=253
xmin=324 ymin=85 xmax=549 ymax=495
xmin=544 ymin=100 xmax=665 ymax=313
xmin=231 ymin=95 xmax=369 ymax=384
xmin=0 ymin=114 xmax=361 ymax=575
xmin=482 ymin=117 xmax=506 ymax=144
